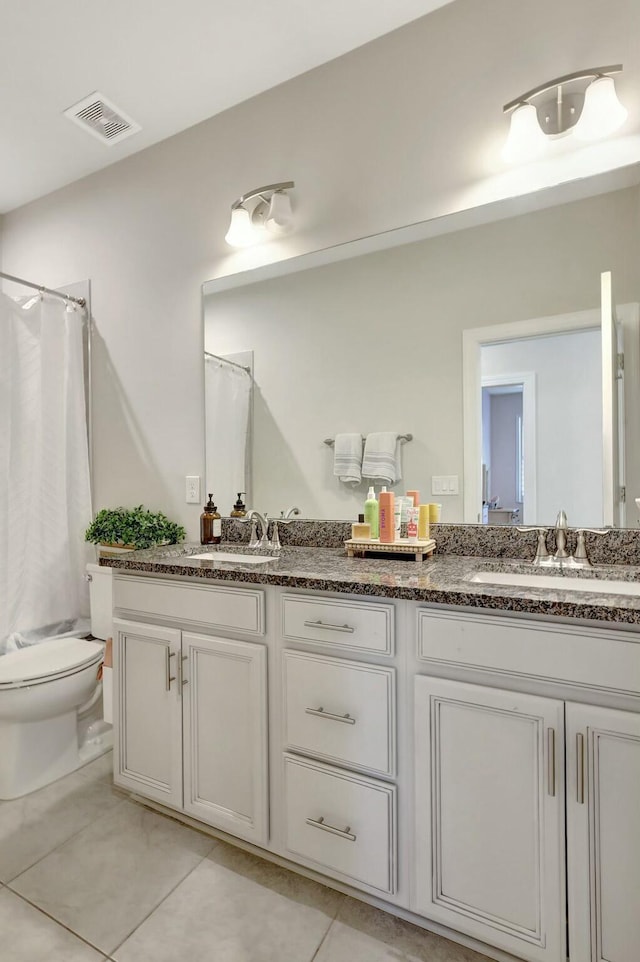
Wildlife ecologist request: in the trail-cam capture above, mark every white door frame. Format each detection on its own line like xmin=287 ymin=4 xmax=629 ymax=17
xmin=482 ymin=372 xmax=537 ymax=524
xmin=463 ymin=308 xmax=601 ymax=523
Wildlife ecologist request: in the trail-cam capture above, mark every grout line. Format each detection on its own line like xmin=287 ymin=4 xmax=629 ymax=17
xmin=309 ymin=894 xmax=344 ymax=962
xmin=4 ymin=796 xmax=129 ymax=885
xmin=107 ymin=849 xmax=215 ymax=957
xmin=6 ymin=887 xmax=109 ymax=955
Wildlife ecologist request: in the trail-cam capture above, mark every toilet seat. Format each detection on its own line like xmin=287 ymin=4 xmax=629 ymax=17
xmin=0 ymin=637 xmax=104 ymax=690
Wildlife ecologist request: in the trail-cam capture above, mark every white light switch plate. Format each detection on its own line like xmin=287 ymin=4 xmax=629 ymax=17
xmin=185 ymin=476 xmax=201 ymax=503
xmin=432 ymin=475 xmax=459 ymax=495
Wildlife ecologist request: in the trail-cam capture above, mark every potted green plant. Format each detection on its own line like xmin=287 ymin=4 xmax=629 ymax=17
xmin=85 ymin=505 xmax=186 ymax=557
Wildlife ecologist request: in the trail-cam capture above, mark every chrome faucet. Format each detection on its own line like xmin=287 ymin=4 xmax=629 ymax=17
xmin=239 ymin=510 xmax=270 ymax=550
xmin=517 ymin=510 xmax=571 ymax=566
xmin=270 ymin=507 xmax=301 ymax=553
xmin=519 ymin=511 xmax=609 ymax=568
xmin=517 ymin=525 xmax=552 ymax=566
xmin=553 ymin=510 xmax=570 ymax=562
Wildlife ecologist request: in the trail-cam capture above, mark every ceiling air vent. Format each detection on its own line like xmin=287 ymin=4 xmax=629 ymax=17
xmin=63 ymin=92 xmax=141 ymax=146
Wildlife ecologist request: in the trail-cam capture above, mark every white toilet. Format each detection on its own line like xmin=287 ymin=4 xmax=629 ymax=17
xmin=0 ymin=563 xmax=113 ymax=799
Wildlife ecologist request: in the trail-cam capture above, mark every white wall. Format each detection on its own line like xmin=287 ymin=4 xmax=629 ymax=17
xmin=205 ymin=188 xmax=638 ymax=521
xmin=1 ymin=0 xmax=640 ymax=535
xmin=482 ymin=330 xmax=603 ymax=527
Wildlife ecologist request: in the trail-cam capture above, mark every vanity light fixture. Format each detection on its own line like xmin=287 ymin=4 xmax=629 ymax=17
xmin=224 ymin=181 xmax=295 ymax=248
xmin=503 ymin=65 xmax=627 ymax=163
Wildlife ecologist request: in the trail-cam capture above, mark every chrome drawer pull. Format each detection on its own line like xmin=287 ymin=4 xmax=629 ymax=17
xmin=306 ymin=816 xmax=356 ymax=842
xmin=303 ymin=619 xmax=355 ymax=633
xmin=305 ymin=707 xmax=356 ymax=725
xmin=165 ymin=648 xmax=176 ymax=691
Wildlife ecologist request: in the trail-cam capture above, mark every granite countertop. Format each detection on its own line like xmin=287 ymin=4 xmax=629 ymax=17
xmin=99 ymin=542 xmax=640 ymax=627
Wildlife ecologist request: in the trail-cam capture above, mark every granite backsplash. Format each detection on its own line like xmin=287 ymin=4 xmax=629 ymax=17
xmin=221 ymin=518 xmax=640 ymax=566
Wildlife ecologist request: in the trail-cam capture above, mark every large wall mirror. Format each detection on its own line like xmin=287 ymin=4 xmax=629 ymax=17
xmin=203 ymin=165 xmax=640 ymax=527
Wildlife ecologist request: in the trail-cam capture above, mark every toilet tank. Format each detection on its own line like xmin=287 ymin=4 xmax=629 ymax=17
xmin=86 ymin=563 xmax=113 ymax=640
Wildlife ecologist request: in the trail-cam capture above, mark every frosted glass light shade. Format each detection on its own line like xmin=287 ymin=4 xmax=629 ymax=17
xmin=502 ymin=103 xmax=548 ymax=163
xmin=574 ymin=76 xmax=628 ymax=141
xmin=224 ymin=207 xmax=257 ymax=247
xmin=265 ymin=191 xmax=293 ymax=234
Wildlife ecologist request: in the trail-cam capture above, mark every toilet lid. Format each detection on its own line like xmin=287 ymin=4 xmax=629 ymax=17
xmin=0 ymin=637 xmax=103 ymax=687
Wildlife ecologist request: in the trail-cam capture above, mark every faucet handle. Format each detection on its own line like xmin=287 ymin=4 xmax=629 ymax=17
xmin=555 ymin=510 xmax=568 ymax=529
xmin=517 ymin=526 xmax=551 ymax=565
xmin=573 ymin=528 xmax=610 ymax=566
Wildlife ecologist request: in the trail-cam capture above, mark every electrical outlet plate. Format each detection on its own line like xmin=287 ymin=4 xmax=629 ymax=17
xmin=185 ymin=476 xmax=201 ymax=503
xmin=432 ymin=475 xmax=459 ymax=496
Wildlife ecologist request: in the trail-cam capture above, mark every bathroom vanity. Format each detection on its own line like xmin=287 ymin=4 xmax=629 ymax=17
xmin=104 ymin=544 xmax=640 ymax=962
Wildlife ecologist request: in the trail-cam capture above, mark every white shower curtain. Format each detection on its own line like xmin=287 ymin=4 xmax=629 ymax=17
xmin=0 ymin=291 xmax=92 ymax=648
xmin=204 ymin=355 xmax=252 ymax=517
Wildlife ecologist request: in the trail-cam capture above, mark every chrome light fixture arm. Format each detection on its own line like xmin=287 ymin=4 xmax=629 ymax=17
xmin=230 ymin=181 xmax=295 ymax=212
xmin=503 ymin=65 xmax=623 ymax=114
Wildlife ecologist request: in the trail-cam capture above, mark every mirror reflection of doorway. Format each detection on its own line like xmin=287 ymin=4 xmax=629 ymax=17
xmin=482 ymin=380 xmax=526 ymax=525
xmin=479 ymin=328 xmax=602 ymax=526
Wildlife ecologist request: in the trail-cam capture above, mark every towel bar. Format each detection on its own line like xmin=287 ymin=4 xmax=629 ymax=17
xmin=324 ymin=433 xmax=412 ymax=446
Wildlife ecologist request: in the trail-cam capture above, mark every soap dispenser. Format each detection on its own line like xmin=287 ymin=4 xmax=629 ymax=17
xmin=200 ymin=494 xmax=222 ymax=545
xmin=364 ymin=486 xmax=379 ymax=539
xmin=230 ymin=492 xmax=247 ymax=517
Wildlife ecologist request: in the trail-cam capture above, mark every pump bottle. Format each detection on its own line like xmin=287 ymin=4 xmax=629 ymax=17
xmin=200 ymin=494 xmax=222 ymax=544
xmin=364 ymin=486 xmax=379 ymax=539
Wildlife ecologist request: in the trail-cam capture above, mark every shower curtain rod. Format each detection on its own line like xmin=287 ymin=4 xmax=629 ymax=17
xmin=204 ymin=350 xmax=251 ymax=373
xmin=0 ymin=271 xmax=87 ymax=308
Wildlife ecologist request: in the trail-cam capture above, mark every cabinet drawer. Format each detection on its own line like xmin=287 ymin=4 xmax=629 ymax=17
xmin=114 ymin=575 xmax=264 ymax=636
xmin=282 ymin=594 xmax=394 ymax=655
xmin=417 ymin=608 xmax=640 ymax=695
xmin=283 ymin=754 xmax=397 ymax=894
xmin=283 ymin=650 xmax=395 ymax=776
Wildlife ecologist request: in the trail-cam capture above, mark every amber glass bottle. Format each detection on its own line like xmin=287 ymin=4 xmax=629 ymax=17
xmin=200 ymin=494 xmax=222 ymax=544
xmin=230 ymin=492 xmax=247 ymax=517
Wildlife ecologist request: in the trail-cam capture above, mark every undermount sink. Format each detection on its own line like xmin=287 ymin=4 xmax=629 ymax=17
xmin=188 ymin=552 xmax=276 ymax=565
xmin=468 ymin=570 xmax=640 ymax=597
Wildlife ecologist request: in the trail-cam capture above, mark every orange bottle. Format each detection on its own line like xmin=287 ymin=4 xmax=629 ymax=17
xmin=379 ymin=491 xmax=395 ymax=543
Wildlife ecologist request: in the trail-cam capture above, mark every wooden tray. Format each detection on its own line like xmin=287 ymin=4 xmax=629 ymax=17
xmin=345 ymin=537 xmax=436 ymax=562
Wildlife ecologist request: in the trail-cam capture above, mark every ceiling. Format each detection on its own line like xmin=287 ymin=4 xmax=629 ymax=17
xmin=0 ymin=0 xmax=453 ymax=214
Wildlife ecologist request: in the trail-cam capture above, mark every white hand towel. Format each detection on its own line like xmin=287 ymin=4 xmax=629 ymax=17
xmin=362 ymin=432 xmax=402 ymax=484
xmin=333 ymin=433 xmax=363 ymax=485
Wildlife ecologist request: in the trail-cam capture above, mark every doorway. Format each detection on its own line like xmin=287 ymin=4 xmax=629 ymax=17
xmin=481 ymin=376 xmax=534 ymax=525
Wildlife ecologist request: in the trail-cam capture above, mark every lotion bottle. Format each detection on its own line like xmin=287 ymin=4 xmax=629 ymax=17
xmin=364 ymin=486 xmax=379 ymax=539
xmin=200 ymin=494 xmax=222 ymax=545
xmin=379 ymin=491 xmax=395 ymax=543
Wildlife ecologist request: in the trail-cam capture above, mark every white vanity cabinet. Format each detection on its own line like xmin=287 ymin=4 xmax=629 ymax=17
xmin=109 ymin=568 xmax=640 ymax=962
xmin=414 ymin=676 xmax=566 ymax=962
xmin=112 ymin=576 xmax=268 ymax=844
xmin=414 ymin=608 xmax=640 ymax=962
xmin=112 ymin=619 xmax=184 ymax=809
xmin=279 ymin=592 xmax=398 ymax=896
xmin=566 ymin=704 xmax=640 ymax=962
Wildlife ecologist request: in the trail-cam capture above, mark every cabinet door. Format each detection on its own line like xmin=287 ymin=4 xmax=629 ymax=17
xmin=113 ymin=618 xmax=183 ymax=808
xmin=566 ymin=703 xmax=640 ymax=962
xmin=182 ymin=632 xmax=268 ymax=844
xmin=414 ymin=676 xmax=565 ymax=962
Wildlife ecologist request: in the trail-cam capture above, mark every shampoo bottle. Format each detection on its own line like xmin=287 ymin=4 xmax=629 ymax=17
xmin=200 ymin=494 xmax=222 ymax=545
xmin=364 ymin=486 xmax=379 ymax=539
xmin=379 ymin=491 xmax=395 ymax=543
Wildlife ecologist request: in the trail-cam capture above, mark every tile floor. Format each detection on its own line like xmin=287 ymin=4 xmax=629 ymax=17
xmin=0 ymin=752 xmax=490 ymax=962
